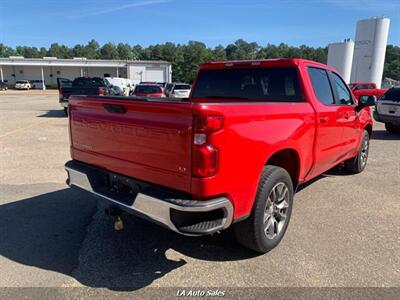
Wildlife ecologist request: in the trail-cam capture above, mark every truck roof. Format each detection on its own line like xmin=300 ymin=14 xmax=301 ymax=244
xmin=201 ymin=58 xmax=333 ymax=71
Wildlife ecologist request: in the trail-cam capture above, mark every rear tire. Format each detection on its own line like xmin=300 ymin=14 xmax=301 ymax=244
xmin=344 ymin=130 xmax=369 ymax=174
xmin=385 ymin=123 xmax=400 ymax=133
xmin=234 ymin=165 xmax=294 ymax=253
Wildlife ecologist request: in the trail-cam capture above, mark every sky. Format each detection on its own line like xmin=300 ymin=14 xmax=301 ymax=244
xmin=0 ymin=0 xmax=399 ymax=49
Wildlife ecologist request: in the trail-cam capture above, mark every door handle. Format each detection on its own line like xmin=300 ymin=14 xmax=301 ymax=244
xmin=343 ymin=113 xmax=350 ymax=120
xmin=320 ymin=116 xmax=329 ymax=123
xmin=104 ymin=104 xmax=127 ymax=114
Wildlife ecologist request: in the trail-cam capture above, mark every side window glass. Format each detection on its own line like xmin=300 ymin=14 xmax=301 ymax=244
xmin=330 ymin=72 xmax=353 ymax=105
xmin=307 ymin=67 xmax=335 ymax=105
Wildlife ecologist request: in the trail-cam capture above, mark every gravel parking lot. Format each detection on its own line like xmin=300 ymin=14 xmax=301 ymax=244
xmin=0 ymin=93 xmax=399 ymax=293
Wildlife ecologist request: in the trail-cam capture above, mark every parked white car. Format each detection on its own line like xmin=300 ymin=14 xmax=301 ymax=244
xmin=374 ymin=86 xmax=400 ymax=133
xmin=167 ymin=83 xmax=191 ymax=98
xmin=15 ymin=80 xmax=31 ymax=90
xmin=105 ymin=77 xmax=132 ymax=96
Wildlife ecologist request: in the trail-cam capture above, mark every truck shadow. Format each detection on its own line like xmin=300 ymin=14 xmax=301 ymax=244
xmin=297 ymin=164 xmax=351 ymax=192
xmin=37 ymin=110 xmax=66 ymax=118
xmin=371 ymin=130 xmax=400 ymax=140
xmin=0 ymin=187 xmax=256 ymax=291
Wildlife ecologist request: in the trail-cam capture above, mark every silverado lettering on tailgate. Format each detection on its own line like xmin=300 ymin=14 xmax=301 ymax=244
xmin=72 ymin=117 xmax=184 ymax=141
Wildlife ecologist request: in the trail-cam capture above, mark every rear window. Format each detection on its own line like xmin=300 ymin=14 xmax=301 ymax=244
xmin=191 ymin=67 xmax=302 ymax=101
xmin=16 ymin=80 xmax=28 ymax=84
xmin=307 ymin=67 xmax=335 ymax=105
xmin=135 ymin=85 xmax=162 ymax=94
xmin=72 ymin=77 xmax=105 ymax=88
xmin=380 ymin=88 xmax=400 ymax=101
xmin=174 ymin=84 xmax=191 ymax=90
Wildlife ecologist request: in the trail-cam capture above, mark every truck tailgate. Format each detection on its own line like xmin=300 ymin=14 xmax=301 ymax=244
xmin=69 ymin=96 xmax=194 ymax=192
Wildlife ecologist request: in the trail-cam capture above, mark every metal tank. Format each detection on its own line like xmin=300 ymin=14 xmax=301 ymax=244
xmin=327 ymin=39 xmax=354 ymax=83
xmin=350 ymin=17 xmax=390 ymax=88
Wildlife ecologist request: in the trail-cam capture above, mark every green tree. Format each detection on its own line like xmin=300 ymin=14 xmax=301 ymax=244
xmin=84 ymin=39 xmax=100 ymax=59
xmin=117 ymin=43 xmax=133 ymax=60
xmin=212 ymin=45 xmax=227 ymax=61
xmin=0 ymin=43 xmax=15 ymax=57
xmin=100 ymin=43 xmax=118 ymax=59
xmin=182 ymin=41 xmax=211 ymax=82
xmin=0 ymin=40 xmax=398 ymax=81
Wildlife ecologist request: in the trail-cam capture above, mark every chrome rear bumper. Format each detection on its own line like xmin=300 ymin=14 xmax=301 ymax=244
xmin=65 ymin=161 xmax=233 ymax=235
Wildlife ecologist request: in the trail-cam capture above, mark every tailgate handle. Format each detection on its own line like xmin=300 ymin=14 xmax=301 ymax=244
xmin=104 ymin=104 xmax=127 ymax=114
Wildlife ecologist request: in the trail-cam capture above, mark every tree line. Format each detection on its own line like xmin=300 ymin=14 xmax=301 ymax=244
xmin=1 ymin=39 xmax=399 ymax=83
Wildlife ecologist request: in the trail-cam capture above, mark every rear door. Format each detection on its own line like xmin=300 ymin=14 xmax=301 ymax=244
xmin=69 ymin=97 xmax=194 ymax=191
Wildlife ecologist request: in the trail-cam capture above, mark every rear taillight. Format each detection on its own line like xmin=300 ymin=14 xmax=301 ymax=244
xmin=98 ymin=87 xmax=105 ymax=96
xmin=192 ymin=115 xmax=223 ymax=178
xmin=59 ymin=89 xmax=63 ymax=95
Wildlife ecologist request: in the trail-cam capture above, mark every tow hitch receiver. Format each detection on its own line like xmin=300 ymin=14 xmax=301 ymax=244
xmin=105 ymin=206 xmax=124 ymax=231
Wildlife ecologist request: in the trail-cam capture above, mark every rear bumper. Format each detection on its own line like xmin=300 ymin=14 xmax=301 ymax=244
xmin=374 ymin=111 xmax=400 ymax=125
xmin=65 ymin=160 xmax=233 ymax=236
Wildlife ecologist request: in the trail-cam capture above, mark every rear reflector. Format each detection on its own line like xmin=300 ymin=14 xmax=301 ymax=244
xmin=193 ymin=145 xmax=218 ymax=177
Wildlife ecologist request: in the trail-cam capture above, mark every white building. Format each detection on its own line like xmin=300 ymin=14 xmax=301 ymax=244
xmin=0 ymin=57 xmax=172 ymax=88
xmin=327 ymin=39 xmax=355 ymax=83
xmin=350 ymin=17 xmax=390 ymax=88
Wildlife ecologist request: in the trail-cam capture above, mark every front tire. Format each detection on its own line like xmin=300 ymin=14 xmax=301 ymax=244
xmin=234 ymin=165 xmax=294 ymax=253
xmin=344 ymin=130 xmax=369 ymax=174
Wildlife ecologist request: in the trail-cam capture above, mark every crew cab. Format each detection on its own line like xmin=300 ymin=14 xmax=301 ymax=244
xmin=65 ymin=59 xmax=374 ymax=253
xmin=374 ymin=86 xmax=400 ymax=133
xmin=57 ymin=77 xmax=118 ymax=115
xmin=349 ymin=82 xmax=387 ymax=100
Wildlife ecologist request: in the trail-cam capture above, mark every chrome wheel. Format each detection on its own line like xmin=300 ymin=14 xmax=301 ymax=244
xmin=360 ymin=137 xmax=369 ymax=167
xmin=263 ymin=182 xmax=289 ymax=240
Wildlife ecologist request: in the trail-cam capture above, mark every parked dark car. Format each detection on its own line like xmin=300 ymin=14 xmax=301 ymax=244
xmin=57 ymin=77 xmax=118 ymax=116
xmin=0 ymin=81 xmax=8 ymax=91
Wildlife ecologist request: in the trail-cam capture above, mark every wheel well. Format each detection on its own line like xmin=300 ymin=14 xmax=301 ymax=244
xmin=365 ymin=124 xmax=372 ymax=137
xmin=266 ymin=149 xmax=300 ymax=189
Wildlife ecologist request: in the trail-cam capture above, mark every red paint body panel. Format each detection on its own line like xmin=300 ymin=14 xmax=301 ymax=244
xmin=68 ymin=59 xmax=373 ymax=220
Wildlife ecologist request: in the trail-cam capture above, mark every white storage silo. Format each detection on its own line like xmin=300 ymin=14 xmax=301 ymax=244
xmin=350 ymin=17 xmax=390 ymax=88
xmin=327 ymin=39 xmax=354 ymax=83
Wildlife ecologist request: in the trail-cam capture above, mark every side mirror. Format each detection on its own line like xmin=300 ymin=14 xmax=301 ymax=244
xmin=359 ymin=95 xmax=376 ymax=106
xmin=356 ymin=95 xmax=376 ymax=111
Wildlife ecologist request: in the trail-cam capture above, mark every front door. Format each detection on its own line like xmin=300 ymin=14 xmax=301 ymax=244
xmin=328 ymin=71 xmax=359 ymax=157
xmin=306 ymin=67 xmax=348 ymax=178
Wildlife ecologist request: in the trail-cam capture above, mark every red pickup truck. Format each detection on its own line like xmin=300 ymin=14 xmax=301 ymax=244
xmin=349 ymin=82 xmax=387 ymax=100
xmin=65 ymin=59 xmax=375 ymax=253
